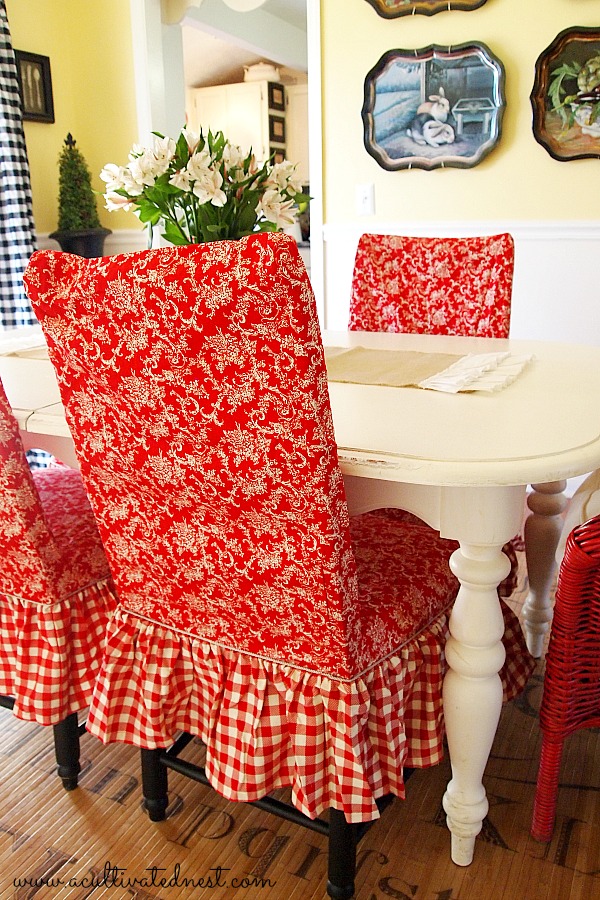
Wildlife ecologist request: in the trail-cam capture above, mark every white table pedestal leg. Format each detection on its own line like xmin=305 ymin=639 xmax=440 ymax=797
xmin=522 ymin=481 xmax=568 ymax=658
xmin=442 ymin=542 xmax=509 ymax=866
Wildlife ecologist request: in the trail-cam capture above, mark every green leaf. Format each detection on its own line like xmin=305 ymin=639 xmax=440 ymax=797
xmin=174 ymin=132 xmax=191 ymax=168
xmin=136 ymin=202 xmax=163 ymax=226
xmin=162 ymin=220 xmax=188 ymax=245
xmin=236 ymin=201 xmax=258 ymax=234
xmin=548 ymin=61 xmax=582 ymax=110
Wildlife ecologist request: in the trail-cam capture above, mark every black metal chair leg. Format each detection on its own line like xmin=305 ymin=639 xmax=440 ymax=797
xmin=327 ymin=808 xmax=357 ymax=900
xmin=52 ymin=712 xmax=81 ymax=791
xmin=141 ymin=748 xmax=169 ymax=821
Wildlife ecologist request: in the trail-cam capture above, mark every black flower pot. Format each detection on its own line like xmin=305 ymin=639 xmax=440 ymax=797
xmin=49 ymin=227 xmax=112 ymax=258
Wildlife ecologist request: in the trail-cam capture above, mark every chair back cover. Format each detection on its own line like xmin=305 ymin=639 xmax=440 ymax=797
xmin=0 ymin=379 xmax=107 ymax=603
xmin=0 ymin=379 xmax=56 ymax=600
xmin=24 ymin=234 xmax=362 ymax=677
xmin=349 ymin=233 xmax=514 ymax=337
xmin=0 ymin=379 xmax=115 ymax=722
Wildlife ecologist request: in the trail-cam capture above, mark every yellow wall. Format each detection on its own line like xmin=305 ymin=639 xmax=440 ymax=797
xmin=321 ymin=0 xmax=600 ymax=224
xmin=5 ymin=0 xmax=138 ymax=233
xmin=6 ymin=1 xmax=600 ymax=233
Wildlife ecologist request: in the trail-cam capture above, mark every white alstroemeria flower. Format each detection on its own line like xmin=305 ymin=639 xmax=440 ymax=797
xmin=120 ymin=168 xmax=144 ymax=197
xmin=104 ymin=191 xmax=135 ymax=212
xmin=99 ymin=163 xmax=126 ymax=191
xmin=256 ymin=188 xmax=296 ymax=228
xmin=153 ymin=135 xmax=176 ymax=166
xmin=186 ymin=149 xmax=212 ymax=182
xmin=222 ymin=143 xmax=245 ymax=171
xmin=169 ymin=168 xmax=193 ymax=192
xmin=128 ymin=143 xmax=145 ymax=161
xmin=128 ymin=149 xmax=163 ymax=187
xmin=182 ymin=128 xmax=200 ymax=155
xmin=192 ymin=167 xmax=227 ymax=207
xmin=269 ymin=160 xmax=303 ymax=195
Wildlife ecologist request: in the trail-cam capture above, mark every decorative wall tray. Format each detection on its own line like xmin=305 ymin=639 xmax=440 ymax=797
xmin=362 ymin=43 xmax=505 ymax=171
xmin=531 ymin=26 xmax=600 ymax=162
xmin=365 ymin=0 xmax=488 ymax=17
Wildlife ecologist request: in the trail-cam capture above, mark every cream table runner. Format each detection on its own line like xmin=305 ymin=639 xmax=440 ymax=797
xmin=325 ymin=347 xmax=533 ymax=393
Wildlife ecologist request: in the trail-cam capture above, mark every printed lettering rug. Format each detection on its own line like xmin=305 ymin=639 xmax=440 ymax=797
xmin=1 ymin=553 xmax=599 ymax=899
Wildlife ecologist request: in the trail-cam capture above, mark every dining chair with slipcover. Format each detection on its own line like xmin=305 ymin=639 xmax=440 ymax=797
xmin=24 ymin=233 xmax=533 ymax=899
xmin=349 ymin=232 xmax=515 ymax=337
xmin=348 ymin=231 xmax=521 ymax=598
xmin=530 ymin=513 xmax=600 ymax=843
xmin=0 ymin=379 xmax=117 ymax=789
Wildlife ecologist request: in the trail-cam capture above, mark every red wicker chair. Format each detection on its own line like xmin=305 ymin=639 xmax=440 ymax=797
xmin=349 ymin=233 xmax=514 ymax=337
xmin=25 ymin=234 xmax=533 ymax=899
xmin=530 ymin=513 xmax=600 ymax=842
xmin=0 ymin=379 xmax=117 ymax=789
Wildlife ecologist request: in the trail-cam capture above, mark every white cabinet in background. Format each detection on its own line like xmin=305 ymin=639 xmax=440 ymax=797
xmin=285 ymin=83 xmax=309 ymax=185
xmin=187 ymin=80 xmax=285 ymax=165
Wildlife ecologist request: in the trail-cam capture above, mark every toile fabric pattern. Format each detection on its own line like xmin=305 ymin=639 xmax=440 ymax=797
xmin=349 ymin=233 xmax=514 ymax=337
xmin=0 ymin=380 xmax=117 ymax=724
xmin=24 ymin=233 xmax=532 ymax=822
xmin=349 ymin=231 xmax=521 ymax=600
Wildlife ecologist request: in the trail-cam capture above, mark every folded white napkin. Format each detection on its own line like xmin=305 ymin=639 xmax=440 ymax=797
xmin=418 ymin=351 xmax=533 ymax=393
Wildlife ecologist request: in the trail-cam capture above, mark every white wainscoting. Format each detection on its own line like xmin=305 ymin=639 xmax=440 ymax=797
xmin=322 ymin=221 xmax=600 ymax=346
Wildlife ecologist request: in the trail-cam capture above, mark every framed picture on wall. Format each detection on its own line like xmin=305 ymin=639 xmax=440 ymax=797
xmin=531 ymin=26 xmax=600 ymax=162
xmin=14 ymin=50 xmax=55 ymax=123
xmin=364 ymin=0 xmax=488 ymax=18
xmin=270 ymin=147 xmax=287 ymax=164
xmin=269 ymin=115 xmax=286 ymax=145
xmin=362 ymin=43 xmax=505 ymax=171
xmin=268 ymin=82 xmax=286 ymax=112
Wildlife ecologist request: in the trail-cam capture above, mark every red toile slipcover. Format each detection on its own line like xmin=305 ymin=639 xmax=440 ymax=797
xmin=0 ymin=380 xmax=116 ymax=725
xmin=349 ymin=233 xmax=514 ymax=337
xmin=348 ymin=231 xmax=521 ymax=598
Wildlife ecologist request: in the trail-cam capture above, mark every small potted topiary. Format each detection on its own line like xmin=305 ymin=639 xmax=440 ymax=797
xmin=49 ymin=133 xmax=111 ymax=257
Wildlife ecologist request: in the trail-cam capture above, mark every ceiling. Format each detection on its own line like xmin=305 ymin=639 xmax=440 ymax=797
xmin=259 ymin=0 xmax=305 ymax=30
xmin=182 ymin=0 xmax=306 ymax=88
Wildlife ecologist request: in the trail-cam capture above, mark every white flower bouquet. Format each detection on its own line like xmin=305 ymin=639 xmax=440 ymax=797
xmin=100 ymin=128 xmax=308 ymax=245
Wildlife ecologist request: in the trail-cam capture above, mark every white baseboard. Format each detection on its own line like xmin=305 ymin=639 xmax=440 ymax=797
xmin=36 ymin=230 xmax=147 ymax=255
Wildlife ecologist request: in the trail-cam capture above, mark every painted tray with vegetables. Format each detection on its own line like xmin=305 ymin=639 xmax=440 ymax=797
xmin=531 ymin=27 xmax=600 ymax=161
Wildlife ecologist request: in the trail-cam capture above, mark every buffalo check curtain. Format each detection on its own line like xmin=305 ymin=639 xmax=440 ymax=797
xmin=0 ymin=0 xmax=36 ymax=329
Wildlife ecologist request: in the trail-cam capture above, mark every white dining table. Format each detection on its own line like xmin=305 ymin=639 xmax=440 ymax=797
xmin=3 ymin=325 xmax=600 ymax=868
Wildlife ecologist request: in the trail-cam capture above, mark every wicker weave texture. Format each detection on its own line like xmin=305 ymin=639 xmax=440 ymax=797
xmin=531 ymin=513 xmax=600 ymax=842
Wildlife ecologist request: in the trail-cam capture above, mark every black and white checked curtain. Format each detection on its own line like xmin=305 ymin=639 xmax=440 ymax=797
xmin=0 ymin=0 xmax=36 ymax=328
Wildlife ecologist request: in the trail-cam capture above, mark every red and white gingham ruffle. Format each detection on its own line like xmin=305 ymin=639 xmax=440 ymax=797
xmin=0 ymin=580 xmax=117 ymax=724
xmin=87 ymin=598 xmax=533 ymax=824
xmin=88 ymin=608 xmax=449 ymax=823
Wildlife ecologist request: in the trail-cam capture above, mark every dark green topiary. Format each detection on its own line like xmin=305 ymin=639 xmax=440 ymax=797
xmin=56 ymin=133 xmax=101 ymax=231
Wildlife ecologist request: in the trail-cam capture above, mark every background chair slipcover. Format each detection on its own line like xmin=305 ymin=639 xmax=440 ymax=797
xmin=349 ymin=233 xmax=514 ymax=337
xmin=24 ymin=234 xmax=532 ymax=829
xmin=0 ymin=379 xmax=117 ymax=785
xmin=348 ymin=231 xmax=520 ymax=598
xmin=531 ymin=513 xmax=600 ymax=842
